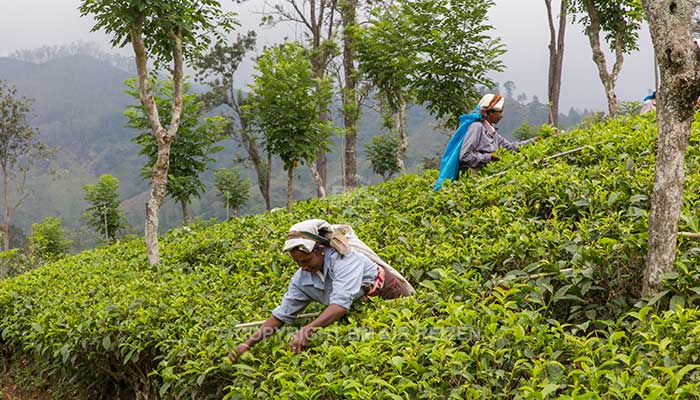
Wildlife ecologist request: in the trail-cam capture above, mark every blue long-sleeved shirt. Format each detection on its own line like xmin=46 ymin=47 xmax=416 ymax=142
xmin=271 ymin=248 xmax=378 ymax=324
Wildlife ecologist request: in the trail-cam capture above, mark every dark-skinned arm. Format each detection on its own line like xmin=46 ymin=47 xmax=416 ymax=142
xmin=229 ymin=315 xmax=284 ymax=362
xmin=290 ymin=304 xmax=347 ymax=354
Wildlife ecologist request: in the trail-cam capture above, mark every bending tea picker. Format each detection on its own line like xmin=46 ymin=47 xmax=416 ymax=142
xmin=434 ymin=93 xmax=540 ymax=190
xmin=228 ymin=219 xmax=415 ymax=361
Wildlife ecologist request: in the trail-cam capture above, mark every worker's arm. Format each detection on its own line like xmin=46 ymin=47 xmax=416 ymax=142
xmin=290 ymin=304 xmax=347 ymax=353
xmin=230 ymin=273 xmax=311 ymax=361
xmin=498 ymin=132 xmax=540 ymax=151
xmin=229 ymin=315 xmax=284 ymax=362
xmin=290 ymin=253 xmax=368 ymax=353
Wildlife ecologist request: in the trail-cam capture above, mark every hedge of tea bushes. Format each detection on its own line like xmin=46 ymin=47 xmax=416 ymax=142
xmin=2 ymin=114 xmax=700 ymax=398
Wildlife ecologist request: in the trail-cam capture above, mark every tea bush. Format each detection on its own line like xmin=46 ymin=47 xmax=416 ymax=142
xmin=2 ymin=114 xmax=700 ymax=398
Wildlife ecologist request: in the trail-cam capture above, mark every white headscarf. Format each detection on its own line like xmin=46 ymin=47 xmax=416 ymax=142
xmin=478 ymin=94 xmax=505 ymax=112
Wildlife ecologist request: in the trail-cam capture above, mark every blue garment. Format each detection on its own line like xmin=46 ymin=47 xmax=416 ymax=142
xmin=643 ymin=91 xmax=656 ymax=102
xmin=434 ymin=108 xmax=484 ymax=190
xmin=271 ymin=249 xmax=378 ymax=324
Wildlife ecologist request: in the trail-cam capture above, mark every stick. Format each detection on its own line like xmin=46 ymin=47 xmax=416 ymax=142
xmin=493 ymin=268 xmax=574 ymax=285
xmin=479 ymin=145 xmax=594 ymax=182
xmin=234 ymin=312 xmax=321 ymax=329
xmin=679 ymin=232 xmax=700 ymax=240
xmin=542 ymin=145 xmax=591 ymax=161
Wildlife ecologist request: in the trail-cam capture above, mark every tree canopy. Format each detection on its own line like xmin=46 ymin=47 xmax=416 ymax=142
xmin=356 ymin=0 xmax=505 ymax=126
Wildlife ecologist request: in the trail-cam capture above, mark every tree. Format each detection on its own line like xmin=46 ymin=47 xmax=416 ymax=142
xmin=265 ymin=0 xmax=339 ymax=196
xmin=544 ymin=0 xmax=568 ymax=127
xmin=30 ymin=216 xmax=70 ymax=261
xmin=79 ymin=0 xmax=237 ymax=266
xmin=356 ymin=0 xmax=504 ymax=170
xmin=125 ymin=78 xmax=226 ymax=226
xmin=214 ymin=167 xmax=250 ymax=220
xmin=640 ymin=0 xmax=700 ymax=295
xmin=340 ymin=0 xmax=360 ymax=190
xmin=365 ymin=133 xmax=402 ymax=182
xmin=570 ymin=0 xmax=643 ymax=117
xmin=193 ymin=33 xmax=273 ymax=210
xmin=83 ymin=174 xmax=127 ymax=242
xmin=246 ymin=43 xmax=333 ymax=212
xmin=0 ymin=81 xmax=50 ymax=251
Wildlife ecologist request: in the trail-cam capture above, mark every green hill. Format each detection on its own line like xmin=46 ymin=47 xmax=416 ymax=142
xmin=1 ymin=51 xmax=590 ymax=247
xmin=2 ymin=114 xmax=700 ymax=398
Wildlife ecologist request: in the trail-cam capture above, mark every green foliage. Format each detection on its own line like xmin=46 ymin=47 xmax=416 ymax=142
xmin=82 ymin=174 xmax=127 ymax=241
xmin=29 ymin=217 xmax=70 ymax=261
xmin=0 ymin=81 xmax=44 ymax=173
xmin=618 ymin=100 xmax=643 ymax=116
xmin=513 ymin=122 xmax=556 ymax=141
xmin=365 ymin=133 xmax=402 ymax=181
xmin=4 ymin=112 xmax=700 ymax=398
xmin=513 ymin=121 xmax=542 ymax=141
xmin=214 ymin=167 xmax=250 ymax=218
xmin=78 ymin=0 xmax=237 ymax=66
xmin=0 ymin=80 xmax=51 ymax=250
xmin=570 ymin=0 xmax=644 ymax=55
xmin=0 ymin=249 xmax=38 ymax=279
xmin=194 ymin=32 xmax=257 ymax=111
xmin=125 ymin=78 xmax=226 ymax=214
xmin=245 ymin=43 xmax=334 ymax=171
xmin=356 ymin=0 xmax=505 ymax=126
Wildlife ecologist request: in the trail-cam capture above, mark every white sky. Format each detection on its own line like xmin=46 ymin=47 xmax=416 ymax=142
xmin=0 ymin=0 xmax=656 ymax=111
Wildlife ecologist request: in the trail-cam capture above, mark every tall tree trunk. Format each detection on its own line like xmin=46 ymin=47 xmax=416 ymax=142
xmin=341 ymin=0 xmax=359 ymax=190
xmin=130 ymin=19 xmax=184 ymax=266
xmin=313 ymin=54 xmax=329 ymax=197
xmin=287 ymin=166 xmax=294 ymax=212
xmin=277 ymin=0 xmax=337 ymax=197
xmin=233 ymin=91 xmax=271 ymax=210
xmin=581 ymin=0 xmax=623 ymax=117
xmin=180 ymin=199 xmax=189 ymax=226
xmin=545 ymin=0 xmax=568 ymax=128
xmin=641 ymin=0 xmax=700 ymax=295
xmin=240 ymin=128 xmax=270 ymax=210
xmin=396 ymin=95 xmax=408 ymax=173
xmin=316 ymin=148 xmax=327 ymax=197
xmin=2 ymin=168 xmax=9 ymax=252
xmin=266 ymin=151 xmax=272 ymax=209
xmin=307 ymin=159 xmax=327 ymax=197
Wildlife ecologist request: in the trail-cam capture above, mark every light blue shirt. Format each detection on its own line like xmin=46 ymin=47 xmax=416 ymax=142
xmin=271 ymin=249 xmax=378 ymax=324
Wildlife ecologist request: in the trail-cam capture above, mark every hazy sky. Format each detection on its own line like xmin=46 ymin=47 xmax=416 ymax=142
xmin=0 ymin=0 xmax=656 ymax=111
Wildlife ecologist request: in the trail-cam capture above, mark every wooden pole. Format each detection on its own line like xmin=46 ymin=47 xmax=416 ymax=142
xmin=679 ymin=232 xmax=700 ymax=240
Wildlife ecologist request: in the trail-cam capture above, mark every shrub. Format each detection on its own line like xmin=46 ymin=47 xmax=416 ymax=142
xmin=1 ymin=114 xmax=699 ymax=398
xmin=29 ymin=216 xmax=70 ymax=260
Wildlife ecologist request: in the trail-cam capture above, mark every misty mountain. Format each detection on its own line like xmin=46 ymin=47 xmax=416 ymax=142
xmin=0 ymin=53 xmax=588 ymax=250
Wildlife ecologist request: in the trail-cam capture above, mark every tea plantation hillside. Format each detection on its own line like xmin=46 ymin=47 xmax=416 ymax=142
xmin=3 ymin=114 xmax=700 ymax=398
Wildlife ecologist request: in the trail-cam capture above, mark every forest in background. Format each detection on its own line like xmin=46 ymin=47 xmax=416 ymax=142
xmin=0 ymin=44 xmax=594 ymax=252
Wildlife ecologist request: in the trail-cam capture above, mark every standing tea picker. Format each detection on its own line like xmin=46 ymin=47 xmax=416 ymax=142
xmin=640 ymin=91 xmax=656 ymax=114
xmin=434 ymin=94 xmax=540 ymax=190
xmin=229 ymin=219 xmax=414 ymax=360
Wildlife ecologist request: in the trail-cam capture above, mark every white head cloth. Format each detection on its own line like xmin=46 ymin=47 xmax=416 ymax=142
xmin=478 ymin=94 xmax=505 ymax=111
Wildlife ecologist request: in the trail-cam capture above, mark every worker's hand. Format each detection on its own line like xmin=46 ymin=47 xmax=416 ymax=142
xmin=532 ymin=135 xmax=541 ymax=142
xmin=291 ymin=326 xmax=315 ymax=354
xmin=489 ymin=154 xmax=500 ymax=162
xmin=228 ymin=343 xmax=250 ymax=363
